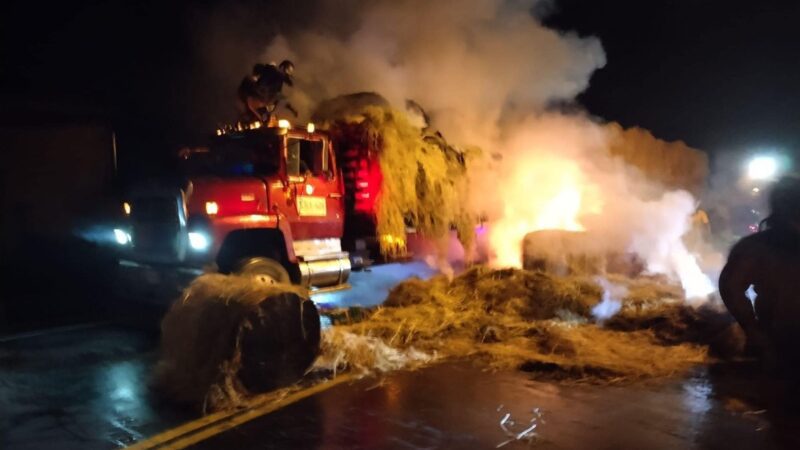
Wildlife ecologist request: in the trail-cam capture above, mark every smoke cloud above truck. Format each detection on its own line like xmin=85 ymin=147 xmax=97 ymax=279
xmin=200 ymin=0 xmax=718 ymax=300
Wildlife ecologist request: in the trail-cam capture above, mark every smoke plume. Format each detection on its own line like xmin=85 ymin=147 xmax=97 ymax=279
xmin=207 ymin=0 xmax=716 ymax=299
xmin=263 ymin=0 xmax=605 ymax=146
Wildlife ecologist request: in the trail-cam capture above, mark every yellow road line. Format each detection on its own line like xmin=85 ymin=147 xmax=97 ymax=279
xmin=128 ymin=374 xmax=356 ymax=450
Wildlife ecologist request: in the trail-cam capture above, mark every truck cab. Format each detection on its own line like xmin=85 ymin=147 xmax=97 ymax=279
xmin=116 ymin=121 xmax=351 ymax=293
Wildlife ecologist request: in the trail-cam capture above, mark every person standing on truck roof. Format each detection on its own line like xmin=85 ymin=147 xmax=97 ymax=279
xmin=719 ymin=175 xmax=800 ymax=372
xmin=238 ymin=59 xmax=298 ymax=123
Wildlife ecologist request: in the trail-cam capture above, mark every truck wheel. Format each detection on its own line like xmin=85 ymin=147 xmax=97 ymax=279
xmin=235 ymin=257 xmax=291 ymax=284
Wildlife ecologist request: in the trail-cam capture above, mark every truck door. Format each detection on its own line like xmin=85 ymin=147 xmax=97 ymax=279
xmin=285 ymin=133 xmax=344 ymax=241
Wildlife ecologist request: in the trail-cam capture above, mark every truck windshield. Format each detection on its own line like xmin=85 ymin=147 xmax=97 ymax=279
xmin=180 ymin=133 xmax=281 ymax=177
xmin=287 ymin=137 xmax=327 ymax=177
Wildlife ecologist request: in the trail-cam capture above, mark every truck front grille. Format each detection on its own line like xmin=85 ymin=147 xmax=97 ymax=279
xmin=130 ymin=195 xmax=182 ymax=261
xmin=131 ymin=197 xmax=180 ymax=223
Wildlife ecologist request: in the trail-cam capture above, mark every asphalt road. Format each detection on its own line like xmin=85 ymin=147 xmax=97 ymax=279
xmin=191 ymin=363 xmax=800 ymax=450
xmin=0 ymin=263 xmax=435 ymax=449
xmin=3 ymin=262 xmax=800 ymax=449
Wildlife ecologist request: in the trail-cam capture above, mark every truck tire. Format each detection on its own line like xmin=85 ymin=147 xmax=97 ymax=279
xmin=235 ymin=257 xmax=291 ymax=284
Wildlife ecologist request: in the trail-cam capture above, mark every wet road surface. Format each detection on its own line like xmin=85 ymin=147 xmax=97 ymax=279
xmin=3 ymin=262 xmax=800 ymax=449
xmin=0 ymin=263 xmax=434 ymax=449
xmin=189 ymin=362 xmax=800 ymax=450
xmin=0 ymin=323 xmax=185 ymax=449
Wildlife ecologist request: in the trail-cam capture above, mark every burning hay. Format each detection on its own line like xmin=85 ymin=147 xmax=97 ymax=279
xmin=155 ymin=267 xmax=737 ymax=413
xmin=320 ymin=266 xmax=736 ymax=380
xmin=154 ymin=274 xmax=320 ymax=411
xmin=314 ymin=94 xmax=477 ymax=256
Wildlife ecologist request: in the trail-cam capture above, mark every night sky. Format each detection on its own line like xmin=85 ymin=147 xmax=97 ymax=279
xmin=545 ymin=0 xmax=800 ymax=159
xmin=2 ymin=0 xmax=799 ymax=167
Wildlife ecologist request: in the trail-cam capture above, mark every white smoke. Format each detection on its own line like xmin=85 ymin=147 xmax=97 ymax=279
xmin=264 ymin=0 xmax=605 ymax=146
xmin=254 ymin=0 xmax=715 ymax=300
xmin=592 ymin=277 xmax=627 ymax=322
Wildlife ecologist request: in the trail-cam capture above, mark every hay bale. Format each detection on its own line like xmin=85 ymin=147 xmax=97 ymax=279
xmin=605 ymin=123 xmax=709 ymax=196
xmin=522 ymin=230 xmax=645 ymax=277
xmin=313 ymin=96 xmax=477 ymax=256
xmin=154 ymin=274 xmax=320 ymax=411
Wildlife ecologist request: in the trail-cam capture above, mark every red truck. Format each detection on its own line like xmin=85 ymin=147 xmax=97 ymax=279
xmin=115 ymin=118 xmax=391 ymax=295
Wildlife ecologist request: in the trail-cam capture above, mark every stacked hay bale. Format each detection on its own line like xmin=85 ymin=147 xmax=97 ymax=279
xmin=155 ymin=274 xmax=320 ymax=411
xmin=605 ymin=123 xmax=709 ymax=196
xmin=313 ymin=93 xmax=477 ymax=256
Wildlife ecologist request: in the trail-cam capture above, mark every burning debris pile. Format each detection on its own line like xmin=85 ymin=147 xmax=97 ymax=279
xmin=154 ymin=269 xmax=740 ymax=412
xmin=154 ymin=274 xmax=320 ymax=411
xmin=318 ymin=266 xmax=739 ymax=380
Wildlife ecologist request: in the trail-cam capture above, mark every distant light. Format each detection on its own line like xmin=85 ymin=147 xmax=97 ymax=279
xmin=123 ymin=202 xmax=131 ymax=215
xmin=113 ymin=228 xmax=131 ymax=245
xmin=188 ymin=232 xmax=210 ymax=251
xmin=305 ymin=184 xmax=314 ymax=195
xmin=216 ymin=129 xmax=223 ymax=136
xmin=278 ymin=119 xmax=291 ymax=129
xmin=252 ymin=121 xmax=261 ymax=129
xmin=748 ymin=156 xmax=778 ymax=180
xmin=307 ymin=122 xmax=315 ymax=133
xmin=205 ymin=201 xmax=219 ymax=216
xmin=752 ymin=187 xmax=760 ymax=193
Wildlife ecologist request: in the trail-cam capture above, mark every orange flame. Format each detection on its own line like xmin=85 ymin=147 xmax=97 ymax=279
xmin=488 ymin=156 xmax=601 ymax=267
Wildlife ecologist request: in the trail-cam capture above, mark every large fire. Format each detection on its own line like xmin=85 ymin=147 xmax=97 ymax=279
xmin=481 ymin=117 xmax=716 ymax=302
xmin=489 ymin=156 xmax=598 ymax=267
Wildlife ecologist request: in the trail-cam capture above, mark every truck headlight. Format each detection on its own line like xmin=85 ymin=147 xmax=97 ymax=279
xmin=113 ymin=228 xmax=132 ymax=245
xmin=188 ymin=232 xmax=210 ymax=251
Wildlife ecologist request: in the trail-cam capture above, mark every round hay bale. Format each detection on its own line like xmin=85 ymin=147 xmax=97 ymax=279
xmin=522 ymin=230 xmax=645 ymax=277
xmin=237 ymin=292 xmax=321 ymax=392
xmin=154 ymin=274 xmax=320 ymax=411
